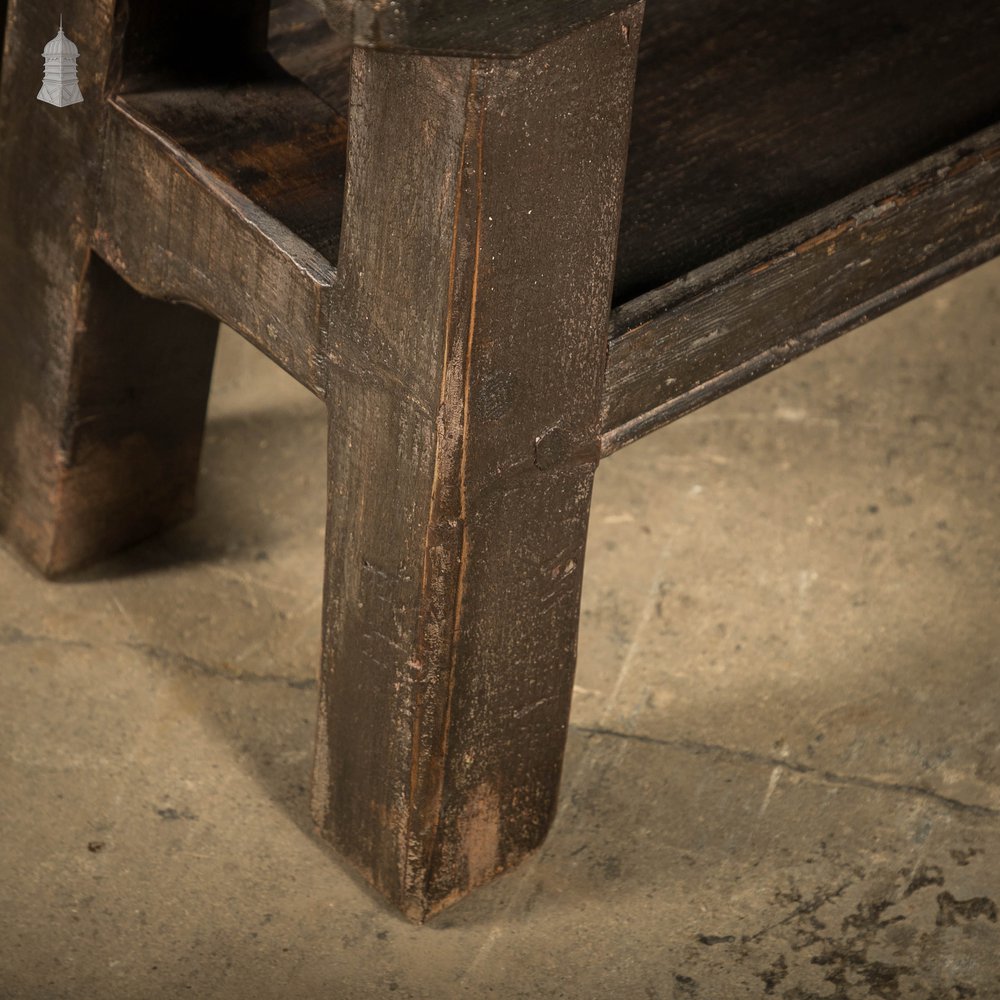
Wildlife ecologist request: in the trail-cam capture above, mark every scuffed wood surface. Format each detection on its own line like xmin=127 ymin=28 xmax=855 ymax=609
xmin=302 ymin=0 xmax=636 ymax=57
xmin=314 ymin=4 xmax=642 ymax=920
xmin=615 ymin=0 xmax=1000 ymax=304
xmin=95 ymin=91 xmax=335 ymax=399
xmin=0 ymin=0 xmax=216 ymax=575
xmin=268 ymin=0 xmax=1000 ymax=306
xmin=120 ymin=78 xmax=347 ymax=265
xmin=35 ymin=258 xmax=218 ymax=572
xmin=5 ymin=0 xmax=1000 ymax=924
xmin=602 ymin=125 xmax=1000 ymax=452
xmin=0 ymin=0 xmax=114 ymax=569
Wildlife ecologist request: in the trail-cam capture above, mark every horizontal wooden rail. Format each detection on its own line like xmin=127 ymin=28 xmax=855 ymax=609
xmin=94 ymin=84 xmax=341 ymax=399
xmin=601 ymin=123 xmax=1000 ymax=454
xmin=89 ymin=65 xmax=1000 ymax=461
xmin=277 ymin=0 xmax=1000 ymax=309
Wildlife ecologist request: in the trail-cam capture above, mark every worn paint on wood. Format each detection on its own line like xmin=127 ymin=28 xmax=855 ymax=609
xmin=96 ymin=89 xmax=336 ymax=398
xmin=0 ymin=1 xmax=220 ymax=575
xmin=314 ymin=4 xmax=643 ymax=920
xmin=304 ymin=0 xmax=637 ymax=57
xmin=3 ymin=0 xmax=1000 ymax=921
xmin=602 ymin=127 xmax=1000 ymax=452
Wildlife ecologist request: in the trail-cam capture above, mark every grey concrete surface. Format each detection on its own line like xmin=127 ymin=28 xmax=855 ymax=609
xmin=1 ymin=260 xmax=999 ymax=999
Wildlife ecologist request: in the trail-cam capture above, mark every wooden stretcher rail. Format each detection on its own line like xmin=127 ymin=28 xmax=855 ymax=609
xmin=270 ymin=0 xmax=1000 ymax=310
xmin=94 ymin=85 xmax=339 ymax=400
xmin=600 ymin=123 xmax=1000 ymax=455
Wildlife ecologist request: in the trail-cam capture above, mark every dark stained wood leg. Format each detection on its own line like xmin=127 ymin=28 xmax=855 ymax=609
xmin=0 ymin=1 xmax=219 ymax=575
xmin=312 ymin=4 xmax=644 ymax=920
xmin=0 ymin=255 xmax=217 ymax=576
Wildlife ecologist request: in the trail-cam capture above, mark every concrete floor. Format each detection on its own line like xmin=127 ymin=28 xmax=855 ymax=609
xmin=1 ymin=260 xmax=999 ymax=999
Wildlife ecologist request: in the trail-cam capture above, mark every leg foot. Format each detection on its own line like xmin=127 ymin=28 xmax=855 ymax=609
xmin=0 ymin=254 xmax=217 ymax=575
xmin=312 ymin=5 xmax=643 ymax=918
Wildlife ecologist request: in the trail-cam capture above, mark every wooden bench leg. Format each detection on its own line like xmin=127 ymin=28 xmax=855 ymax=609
xmin=312 ymin=6 xmax=643 ymax=920
xmin=0 ymin=256 xmax=217 ymax=575
xmin=0 ymin=2 xmax=217 ymax=575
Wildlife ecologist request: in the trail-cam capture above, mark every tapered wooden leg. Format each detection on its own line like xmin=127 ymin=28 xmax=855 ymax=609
xmin=312 ymin=5 xmax=643 ymax=920
xmin=0 ymin=256 xmax=217 ymax=575
xmin=0 ymin=1 xmax=218 ymax=574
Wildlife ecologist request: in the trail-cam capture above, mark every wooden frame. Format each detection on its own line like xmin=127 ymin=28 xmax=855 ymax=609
xmin=1 ymin=0 xmax=999 ymax=919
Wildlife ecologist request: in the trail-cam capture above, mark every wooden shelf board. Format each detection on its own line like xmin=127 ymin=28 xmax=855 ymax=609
xmin=123 ymin=72 xmax=348 ymax=268
xmin=270 ymin=0 xmax=1000 ymax=307
xmin=615 ymin=0 xmax=1000 ymax=305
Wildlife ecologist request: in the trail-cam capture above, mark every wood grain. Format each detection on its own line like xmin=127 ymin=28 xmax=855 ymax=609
xmin=120 ymin=75 xmax=347 ymax=265
xmin=0 ymin=0 xmax=218 ymax=575
xmin=95 ymin=88 xmax=336 ymax=399
xmin=269 ymin=0 xmax=1000 ymax=306
xmin=303 ymin=0 xmax=636 ymax=57
xmin=5 ymin=0 xmax=1000 ymax=922
xmin=313 ymin=3 xmax=642 ymax=920
xmin=269 ymin=0 xmax=352 ymax=112
xmin=602 ymin=125 xmax=1000 ymax=452
xmin=615 ymin=0 xmax=1000 ymax=304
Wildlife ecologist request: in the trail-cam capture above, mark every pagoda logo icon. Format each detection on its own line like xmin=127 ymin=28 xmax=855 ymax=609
xmin=38 ymin=17 xmax=83 ymax=108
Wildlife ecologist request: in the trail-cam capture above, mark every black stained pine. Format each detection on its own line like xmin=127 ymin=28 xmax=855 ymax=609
xmin=602 ymin=127 xmax=1000 ymax=451
xmin=119 ymin=79 xmax=348 ymax=267
xmin=96 ymin=91 xmax=336 ymax=397
xmin=270 ymin=0 xmax=1000 ymax=306
xmin=1 ymin=0 xmax=999 ymax=921
xmin=615 ymin=0 xmax=1000 ymax=303
xmin=0 ymin=0 xmax=218 ymax=575
xmin=269 ymin=0 xmax=353 ymax=112
xmin=314 ymin=5 xmax=642 ymax=919
xmin=302 ymin=0 xmax=636 ymax=57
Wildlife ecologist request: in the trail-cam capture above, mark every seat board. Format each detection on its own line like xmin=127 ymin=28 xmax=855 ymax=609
xmin=269 ymin=0 xmax=1000 ymax=308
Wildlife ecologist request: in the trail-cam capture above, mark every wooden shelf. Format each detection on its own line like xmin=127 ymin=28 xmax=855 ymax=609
xmin=269 ymin=0 xmax=1000 ymax=306
xmin=119 ymin=0 xmax=1000 ymax=434
xmin=6 ymin=0 xmax=999 ymax=920
xmin=616 ymin=0 xmax=1000 ymax=306
xmin=603 ymin=126 xmax=1000 ymax=452
xmin=122 ymin=73 xmax=348 ymax=267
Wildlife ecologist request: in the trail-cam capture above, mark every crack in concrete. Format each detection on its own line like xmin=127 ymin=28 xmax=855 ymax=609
xmin=575 ymin=724 xmax=1000 ymax=819
xmin=747 ymin=879 xmax=856 ymax=943
xmin=0 ymin=626 xmax=315 ymax=690
xmin=129 ymin=642 xmax=316 ymax=689
xmin=3 ymin=625 xmax=995 ymax=814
